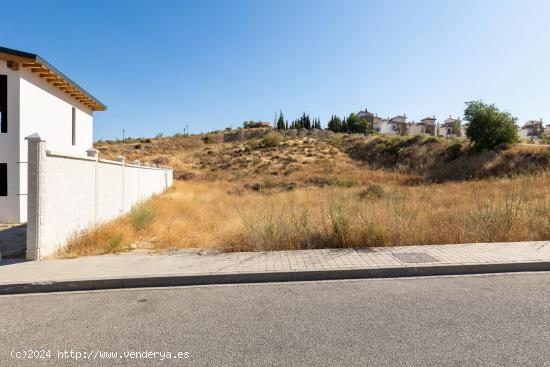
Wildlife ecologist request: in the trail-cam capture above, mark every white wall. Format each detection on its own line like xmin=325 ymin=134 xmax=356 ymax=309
xmin=26 ymin=137 xmax=173 ymax=260
xmin=17 ymin=68 xmax=95 ymax=223
xmin=0 ymin=60 xmax=22 ymax=223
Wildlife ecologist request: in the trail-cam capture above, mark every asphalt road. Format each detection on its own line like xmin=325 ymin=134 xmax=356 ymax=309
xmin=1 ymin=273 xmax=550 ymax=366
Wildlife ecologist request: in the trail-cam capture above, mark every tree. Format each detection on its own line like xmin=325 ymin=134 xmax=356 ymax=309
xmin=276 ymin=111 xmax=286 ymax=130
xmin=452 ymin=118 xmax=462 ymax=137
xmin=345 ymin=113 xmax=371 ymax=134
xmin=313 ymin=118 xmax=321 ymax=129
xmin=539 ymin=131 xmax=550 ymax=144
xmin=464 ymin=100 xmax=518 ymax=150
xmin=327 ymin=115 xmax=343 ymax=132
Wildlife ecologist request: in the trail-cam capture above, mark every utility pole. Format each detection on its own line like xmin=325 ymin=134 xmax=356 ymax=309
xmin=186 ymin=124 xmax=189 ymax=136
xmin=122 ymin=128 xmax=125 ymax=143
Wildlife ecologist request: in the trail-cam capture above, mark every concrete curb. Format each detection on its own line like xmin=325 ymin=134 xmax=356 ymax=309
xmin=2 ymin=261 xmax=550 ymax=295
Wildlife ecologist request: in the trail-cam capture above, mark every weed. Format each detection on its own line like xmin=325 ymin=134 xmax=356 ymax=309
xmin=262 ymin=132 xmax=283 ymax=147
xmin=335 ymin=178 xmax=357 ymax=187
xmin=358 ymin=183 xmax=384 ymax=200
xmin=130 ymin=205 xmax=156 ymax=231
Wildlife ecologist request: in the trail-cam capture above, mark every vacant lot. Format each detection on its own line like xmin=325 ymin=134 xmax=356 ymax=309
xmin=62 ymin=131 xmax=550 ymax=257
xmin=63 ymin=170 xmax=550 ymax=257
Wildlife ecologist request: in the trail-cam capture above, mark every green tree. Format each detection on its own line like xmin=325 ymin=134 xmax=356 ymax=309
xmin=313 ymin=118 xmax=321 ymax=129
xmin=327 ymin=115 xmax=342 ymax=132
xmin=346 ymin=113 xmax=360 ymax=133
xmin=539 ymin=131 xmax=550 ymax=144
xmin=464 ymin=101 xmax=518 ymax=150
xmin=276 ymin=111 xmax=286 ymax=130
xmin=346 ymin=113 xmax=370 ymax=134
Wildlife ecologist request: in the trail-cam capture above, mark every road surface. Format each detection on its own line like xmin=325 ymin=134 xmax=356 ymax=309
xmin=1 ymin=273 xmax=550 ymax=366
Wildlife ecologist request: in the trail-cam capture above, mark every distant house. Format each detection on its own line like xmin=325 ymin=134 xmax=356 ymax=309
xmin=357 ymin=108 xmax=376 ymax=128
xmin=519 ymin=119 xmax=545 ymax=139
xmin=372 ymin=116 xmax=392 ymax=134
xmin=439 ymin=116 xmax=461 ymax=138
xmin=388 ymin=115 xmax=408 ymax=135
xmin=409 ymin=116 xmax=437 ymax=136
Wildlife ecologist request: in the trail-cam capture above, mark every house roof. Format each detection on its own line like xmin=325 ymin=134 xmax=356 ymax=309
xmin=0 ymin=46 xmax=106 ymax=111
xmin=523 ymin=120 xmax=544 ymax=126
xmin=389 ymin=115 xmax=407 ymax=122
xmin=421 ymin=116 xmax=436 ymax=121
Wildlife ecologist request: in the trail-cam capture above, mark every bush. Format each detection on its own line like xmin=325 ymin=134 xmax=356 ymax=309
xmin=262 ymin=176 xmax=275 ymax=189
xmin=358 ymin=183 xmax=384 ymax=200
xmin=445 ymin=143 xmax=463 ymax=160
xmin=203 ymin=135 xmax=215 ymax=144
xmin=334 ymin=178 xmax=357 ymax=187
xmin=130 ymin=205 xmax=156 ymax=231
xmin=144 ymin=139 xmax=152 ymax=144
xmin=261 ymin=132 xmax=283 ymax=147
xmin=106 ymin=233 xmax=124 ymax=253
xmin=134 ymin=144 xmax=142 ymax=149
xmin=464 ymin=100 xmax=518 ymax=151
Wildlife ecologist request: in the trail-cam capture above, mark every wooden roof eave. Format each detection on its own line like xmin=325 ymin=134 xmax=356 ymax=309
xmin=0 ymin=47 xmax=107 ymax=111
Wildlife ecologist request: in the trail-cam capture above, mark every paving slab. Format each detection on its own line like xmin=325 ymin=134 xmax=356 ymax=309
xmin=0 ymin=241 xmax=550 ymax=294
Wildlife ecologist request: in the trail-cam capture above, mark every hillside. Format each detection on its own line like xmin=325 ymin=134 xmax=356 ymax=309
xmin=96 ymin=129 xmax=550 ymax=185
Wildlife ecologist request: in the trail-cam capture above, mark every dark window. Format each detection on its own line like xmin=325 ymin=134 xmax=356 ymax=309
xmin=71 ymin=107 xmax=76 ymax=146
xmin=0 ymin=75 xmax=7 ymax=133
xmin=0 ymin=163 xmax=7 ymax=196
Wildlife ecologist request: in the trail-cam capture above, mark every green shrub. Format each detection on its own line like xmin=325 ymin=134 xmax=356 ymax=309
xmin=262 ymin=176 xmax=275 ymax=189
xmin=540 ymin=131 xmax=550 ymax=145
xmin=464 ymin=100 xmax=518 ymax=151
xmin=261 ymin=132 xmax=283 ymax=147
xmin=130 ymin=205 xmax=156 ymax=231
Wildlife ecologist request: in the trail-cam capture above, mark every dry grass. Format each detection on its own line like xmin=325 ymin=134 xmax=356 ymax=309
xmin=66 ymin=130 xmax=550 ymax=257
xmin=62 ymin=172 xmax=550 ymax=257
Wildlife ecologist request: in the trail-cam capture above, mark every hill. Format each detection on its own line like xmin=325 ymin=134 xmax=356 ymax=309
xmin=61 ymin=129 xmax=550 ymax=257
xmin=96 ymin=128 xmax=550 ymax=185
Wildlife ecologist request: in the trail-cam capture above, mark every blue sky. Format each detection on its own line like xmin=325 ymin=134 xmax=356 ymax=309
xmin=2 ymin=0 xmax=550 ymax=140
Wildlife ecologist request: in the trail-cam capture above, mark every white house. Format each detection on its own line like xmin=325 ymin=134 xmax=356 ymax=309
xmin=438 ymin=116 xmax=461 ymax=138
xmin=0 ymin=46 xmax=106 ymax=223
xmin=409 ymin=116 xmax=437 ymax=136
xmin=519 ymin=119 xmax=545 ymax=139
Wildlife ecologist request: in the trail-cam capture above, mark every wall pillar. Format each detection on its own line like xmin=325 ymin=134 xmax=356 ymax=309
xmin=87 ymin=148 xmax=99 ymax=225
xmin=117 ymin=156 xmax=125 ymax=213
xmin=25 ymin=133 xmax=46 ymax=261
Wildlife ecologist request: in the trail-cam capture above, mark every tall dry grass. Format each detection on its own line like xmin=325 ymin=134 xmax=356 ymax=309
xmin=62 ymin=172 xmax=550 ymax=257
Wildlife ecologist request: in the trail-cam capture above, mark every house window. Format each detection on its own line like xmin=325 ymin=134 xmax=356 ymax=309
xmin=71 ymin=107 xmax=76 ymax=146
xmin=0 ymin=163 xmax=7 ymax=196
xmin=0 ymin=75 xmax=7 ymax=133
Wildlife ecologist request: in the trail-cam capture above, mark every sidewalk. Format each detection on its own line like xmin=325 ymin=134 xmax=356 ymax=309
xmin=1 ymin=241 xmax=550 ymax=294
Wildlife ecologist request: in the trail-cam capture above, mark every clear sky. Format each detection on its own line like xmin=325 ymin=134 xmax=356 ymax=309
xmin=2 ymin=0 xmax=550 ymax=140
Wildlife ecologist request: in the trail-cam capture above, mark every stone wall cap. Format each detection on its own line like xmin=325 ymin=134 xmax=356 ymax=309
xmin=25 ymin=133 xmax=45 ymax=142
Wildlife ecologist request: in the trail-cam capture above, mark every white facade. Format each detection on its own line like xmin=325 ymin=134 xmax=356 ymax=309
xmin=439 ymin=117 xmax=461 ymax=138
xmin=0 ymin=48 xmax=103 ymax=223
